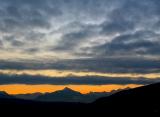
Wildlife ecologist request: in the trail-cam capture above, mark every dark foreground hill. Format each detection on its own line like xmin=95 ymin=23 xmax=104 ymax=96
xmin=0 ymin=83 xmax=160 ymax=116
xmin=92 ymin=82 xmax=160 ymax=115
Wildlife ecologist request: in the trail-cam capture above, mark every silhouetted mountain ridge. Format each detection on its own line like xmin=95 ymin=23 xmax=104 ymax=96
xmin=14 ymin=87 xmax=129 ymax=102
xmin=36 ymin=87 xmax=110 ymax=102
xmin=1 ymin=83 xmax=160 ymax=116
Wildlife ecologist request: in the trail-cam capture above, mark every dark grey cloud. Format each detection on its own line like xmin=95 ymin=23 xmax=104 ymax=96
xmin=49 ymin=0 xmax=160 ymax=58
xmin=55 ymin=31 xmax=90 ymax=51
xmin=99 ymin=0 xmax=155 ymax=35
xmin=0 ymin=74 xmax=159 ymax=85
xmin=0 ymin=0 xmax=58 ymax=32
xmin=10 ymin=40 xmax=24 ymax=47
xmin=3 ymin=35 xmax=25 ymax=47
xmin=53 ymin=27 xmax=96 ymax=51
xmin=25 ymin=32 xmax=46 ymax=42
xmin=101 ymin=9 xmax=135 ymax=35
xmin=0 ymin=41 xmax=4 ymax=51
xmin=0 ymin=0 xmax=64 ymax=55
xmin=94 ymin=30 xmax=160 ymax=56
xmin=24 ymin=48 xmax=40 ymax=54
xmin=0 ymin=58 xmax=160 ymax=73
xmin=0 ymin=0 xmax=111 ymax=56
xmin=101 ymin=20 xmax=134 ymax=35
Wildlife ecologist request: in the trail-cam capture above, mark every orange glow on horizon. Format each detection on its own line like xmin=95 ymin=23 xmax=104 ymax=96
xmin=0 ymin=84 xmax=142 ymax=94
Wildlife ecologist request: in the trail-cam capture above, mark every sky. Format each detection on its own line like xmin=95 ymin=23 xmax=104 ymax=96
xmin=0 ymin=0 xmax=160 ymax=94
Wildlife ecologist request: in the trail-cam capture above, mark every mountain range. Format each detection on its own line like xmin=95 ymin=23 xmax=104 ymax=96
xmin=15 ymin=87 xmax=111 ymax=103
xmin=0 ymin=83 xmax=160 ymax=116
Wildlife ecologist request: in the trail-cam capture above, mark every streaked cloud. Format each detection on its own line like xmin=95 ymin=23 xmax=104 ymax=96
xmin=0 ymin=70 xmax=159 ymax=85
xmin=0 ymin=69 xmax=160 ymax=79
xmin=0 ymin=58 xmax=160 ymax=73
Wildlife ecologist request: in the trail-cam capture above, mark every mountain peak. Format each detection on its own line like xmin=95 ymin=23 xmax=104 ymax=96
xmin=63 ymin=87 xmax=74 ymax=92
xmin=52 ymin=87 xmax=82 ymax=95
xmin=59 ymin=87 xmax=81 ymax=94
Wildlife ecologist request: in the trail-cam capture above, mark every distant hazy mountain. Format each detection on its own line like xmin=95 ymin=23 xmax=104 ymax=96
xmin=36 ymin=87 xmax=110 ymax=103
xmin=36 ymin=87 xmax=82 ymax=102
xmin=15 ymin=93 xmax=42 ymax=100
xmin=7 ymin=87 xmax=128 ymax=102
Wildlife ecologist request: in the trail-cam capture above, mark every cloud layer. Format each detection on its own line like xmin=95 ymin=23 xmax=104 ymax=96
xmin=0 ymin=0 xmax=160 ymax=60
xmin=0 ymin=73 xmax=159 ymax=85
xmin=0 ymin=0 xmax=160 ymax=88
xmin=0 ymin=58 xmax=160 ymax=73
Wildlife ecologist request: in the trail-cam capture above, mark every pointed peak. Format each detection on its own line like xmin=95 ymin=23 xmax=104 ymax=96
xmin=50 ymin=87 xmax=82 ymax=95
xmin=63 ymin=87 xmax=74 ymax=91
xmin=59 ymin=87 xmax=81 ymax=94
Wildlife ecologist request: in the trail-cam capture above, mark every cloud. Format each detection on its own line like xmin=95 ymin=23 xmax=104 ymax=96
xmin=0 ymin=0 xmax=160 ymax=87
xmin=0 ymin=0 xmax=58 ymax=32
xmin=86 ymin=0 xmax=160 ymax=58
xmin=0 ymin=58 xmax=160 ymax=73
xmin=94 ymin=30 xmax=160 ymax=57
xmin=0 ymin=73 xmax=159 ymax=85
xmin=52 ymin=25 xmax=99 ymax=51
xmin=0 ymin=0 xmax=63 ymax=55
xmin=0 ymin=0 xmax=112 ymax=59
xmin=0 ymin=0 xmax=160 ymax=63
xmin=0 ymin=40 xmax=3 ymax=47
xmin=3 ymin=35 xmax=25 ymax=47
xmin=100 ymin=10 xmax=135 ymax=35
